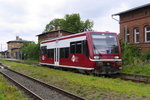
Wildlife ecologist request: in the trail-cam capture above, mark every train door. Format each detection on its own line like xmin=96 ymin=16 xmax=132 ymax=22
xmin=54 ymin=41 xmax=60 ymax=65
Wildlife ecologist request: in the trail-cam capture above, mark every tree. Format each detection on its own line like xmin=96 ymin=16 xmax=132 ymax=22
xmin=80 ymin=19 xmax=93 ymax=32
xmin=44 ymin=13 xmax=93 ymax=33
xmin=20 ymin=42 xmax=40 ymax=60
xmin=62 ymin=14 xmax=82 ymax=33
xmin=44 ymin=18 xmax=65 ymax=32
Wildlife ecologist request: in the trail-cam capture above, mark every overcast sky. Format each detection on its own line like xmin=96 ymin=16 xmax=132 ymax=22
xmin=0 ymin=0 xmax=149 ymax=51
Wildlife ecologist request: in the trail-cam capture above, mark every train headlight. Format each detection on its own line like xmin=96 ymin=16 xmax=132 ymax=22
xmin=114 ymin=56 xmax=119 ymax=59
xmin=94 ymin=56 xmax=99 ymax=59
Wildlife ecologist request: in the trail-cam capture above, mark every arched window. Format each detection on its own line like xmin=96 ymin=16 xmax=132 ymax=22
xmin=145 ymin=26 xmax=150 ymax=42
xmin=134 ymin=28 xmax=139 ymax=43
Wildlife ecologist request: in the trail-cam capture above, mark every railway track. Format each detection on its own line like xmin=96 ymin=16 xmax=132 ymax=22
xmin=119 ymin=73 xmax=150 ymax=83
xmin=0 ymin=64 xmax=85 ymax=100
xmin=1 ymin=59 xmax=150 ymax=83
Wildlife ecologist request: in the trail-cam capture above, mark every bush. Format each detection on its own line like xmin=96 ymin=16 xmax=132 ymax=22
xmin=141 ymin=49 xmax=150 ymax=61
xmin=20 ymin=42 xmax=40 ymax=60
xmin=120 ymin=40 xmax=141 ymax=65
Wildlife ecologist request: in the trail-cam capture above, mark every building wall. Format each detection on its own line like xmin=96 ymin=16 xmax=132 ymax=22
xmin=119 ymin=6 xmax=150 ymax=52
xmin=7 ymin=42 xmax=23 ymax=58
xmin=38 ymin=31 xmax=72 ymax=42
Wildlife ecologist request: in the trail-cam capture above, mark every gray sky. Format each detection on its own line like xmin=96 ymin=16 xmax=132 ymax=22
xmin=0 ymin=0 xmax=149 ymax=50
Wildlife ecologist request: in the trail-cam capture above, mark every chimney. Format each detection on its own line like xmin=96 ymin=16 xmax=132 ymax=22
xmin=16 ymin=36 xmax=19 ymax=40
xmin=16 ymin=36 xmax=22 ymax=40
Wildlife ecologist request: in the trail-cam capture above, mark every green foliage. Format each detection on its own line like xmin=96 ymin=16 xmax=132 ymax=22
xmin=20 ymin=42 xmax=39 ymax=60
xmin=121 ymin=64 xmax=150 ymax=75
xmin=120 ymin=40 xmax=141 ymax=65
xmin=45 ymin=18 xmax=65 ymax=32
xmin=0 ymin=75 xmax=27 ymax=100
xmin=62 ymin=14 xmax=82 ymax=33
xmin=0 ymin=60 xmax=150 ymax=99
xmin=141 ymin=49 xmax=150 ymax=61
xmin=120 ymin=40 xmax=150 ymax=75
xmin=44 ymin=13 xmax=93 ymax=33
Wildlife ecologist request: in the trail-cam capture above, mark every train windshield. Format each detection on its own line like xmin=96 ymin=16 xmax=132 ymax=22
xmin=91 ymin=33 xmax=119 ymax=55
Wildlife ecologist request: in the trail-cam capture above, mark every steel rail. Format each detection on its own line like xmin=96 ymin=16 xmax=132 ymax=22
xmin=0 ymin=64 xmax=85 ymax=100
xmin=0 ymin=67 xmax=43 ymax=100
xmin=119 ymin=73 xmax=150 ymax=83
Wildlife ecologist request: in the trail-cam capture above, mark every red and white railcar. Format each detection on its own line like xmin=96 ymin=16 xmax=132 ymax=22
xmin=40 ymin=32 xmax=122 ymax=74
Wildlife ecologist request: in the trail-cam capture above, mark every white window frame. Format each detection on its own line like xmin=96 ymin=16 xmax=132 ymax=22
xmin=134 ymin=28 xmax=139 ymax=43
xmin=124 ymin=26 xmax=130 ymax=43
xmin=145 ymin=26 xmax=150 ymax=42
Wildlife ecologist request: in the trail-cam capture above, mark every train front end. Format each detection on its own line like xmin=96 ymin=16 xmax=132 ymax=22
xmin=89 ymin=32 xmax=122 ymax=74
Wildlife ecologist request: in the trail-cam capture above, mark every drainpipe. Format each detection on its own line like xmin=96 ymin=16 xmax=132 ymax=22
xmin=111 ymin=15 xmax=119 ymax=22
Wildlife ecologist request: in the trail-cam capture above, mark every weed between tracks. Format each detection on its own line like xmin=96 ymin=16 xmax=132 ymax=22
xmin=0 ymin=60 xmax=150 ymax=100
xmin=121 ymin=64 xmax=150 ymax=75
xmin=0 ymin=74 xmax=27 ymax=100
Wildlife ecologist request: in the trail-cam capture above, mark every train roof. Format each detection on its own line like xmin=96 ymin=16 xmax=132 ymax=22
xmin=41 ymin=31 xmax=117 ymax=44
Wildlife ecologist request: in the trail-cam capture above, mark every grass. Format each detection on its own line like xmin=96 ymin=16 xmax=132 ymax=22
xmin=121 ymin=64 xmax=150 ymax=75
xmin=0 ymin=74 xmax=27 ymax=100
xmin=0 ymin=59 xmax=150 ymax=100
xmin=6 ymin=58 xmax=150 ymax=75
xmin=22 ymin=59 xmax=39 ymax=63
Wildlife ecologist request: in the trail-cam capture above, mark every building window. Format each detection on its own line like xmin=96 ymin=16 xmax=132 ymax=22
xmin=124 ymin=27 xmax=130 ymax=42
xmin=145 ymin=26 xmax=150 ymax=42
xmin=134 ymin=28 xmax=139 ymax=43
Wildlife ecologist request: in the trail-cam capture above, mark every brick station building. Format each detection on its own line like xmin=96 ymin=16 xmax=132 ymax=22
xmin=113 ymin=3 xmax=150 ymax=52
xmin=37 ymin=29 xmax=75 ymax=42
xmin=7 ymin=36 xmax=32 ymax=59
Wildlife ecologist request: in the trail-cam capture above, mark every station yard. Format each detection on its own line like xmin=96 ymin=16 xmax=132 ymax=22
xmin=0 ymin=59 xmax=150 ymax=100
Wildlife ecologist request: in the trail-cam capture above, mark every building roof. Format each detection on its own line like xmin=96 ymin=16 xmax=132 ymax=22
xmin=113 ymin=3 xmax=150 ymax=16
xmin=7 ymin=40 xmax=31 ymax=43
xmin=37 ymin=29 xmax=75 ymax=36
xmin=11 ymin=47 xmax=21 ymax=50
xmin=0 ymin=50 xmax=7 ymax=53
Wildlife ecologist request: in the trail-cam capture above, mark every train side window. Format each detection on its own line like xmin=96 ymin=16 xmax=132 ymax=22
xmin=70 ymin=42 xmax=76 ymax=54
xmin=60 ymin=48 xmax=65 ymax=58
xmin=51 ymin=49 xmax=54 ymax=58
xmin=70 ymin=41 xmax=88 ymax=55
xmin=40 ymin=46 xmax=47 ymax=54
xmin=60 ymin=47 xmax=69 ymax=58
xmin=48 ymin=49 xmax=54 ymax=58
xmin=47 ymin=49 xmax=50 ymax=58
xmin=76 ymin=41 xmax=82 ymax=53
xmin=65 ymin=48 xmax=69 ymax=58
xmin=83 ymin=40 xmax=89 ymax=56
